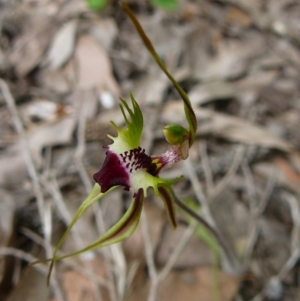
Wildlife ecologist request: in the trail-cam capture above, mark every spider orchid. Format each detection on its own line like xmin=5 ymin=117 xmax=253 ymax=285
xmin=42 ymin=2 xmax=197 ymax=284
xmin=93 ymin=94 xmax=189 ymax=230
xmin=48 ymin=95 xmax=189 ymax=260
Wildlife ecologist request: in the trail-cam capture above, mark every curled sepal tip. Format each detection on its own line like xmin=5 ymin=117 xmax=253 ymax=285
xmin=45 ymin=187 xmax=144 ymax=285
xmin=30 ymin=184 xmax=115 ymax=286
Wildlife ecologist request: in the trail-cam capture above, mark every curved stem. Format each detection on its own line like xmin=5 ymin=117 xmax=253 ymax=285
xmin=174 ymin=195 xmax=240 ymax=274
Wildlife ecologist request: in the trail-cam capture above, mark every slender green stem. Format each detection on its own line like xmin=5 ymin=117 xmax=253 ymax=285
xmin=174 ymin=195 xmax=239 ymax=273
xmin=120 ymin=1 xmax=197 ymax=146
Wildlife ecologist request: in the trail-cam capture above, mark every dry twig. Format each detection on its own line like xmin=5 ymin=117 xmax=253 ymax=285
xmin=0 ymin=78 xmax=64 ymax=301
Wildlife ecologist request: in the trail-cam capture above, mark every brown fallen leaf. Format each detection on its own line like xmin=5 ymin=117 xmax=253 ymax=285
xmin=254 ymin=161 xmax=300 ymax=195
xmin=275 ymin=156 xmax=300 ymax=183
xmin=188 ymin=80 xmax=235 ymax=106
xmin=88 ymin=18 xmax=118 ymax=51
xmin=133 ymin=64 xmax=170 ymax=106
xmin=0 ymin=189 xmax=16 ymax=300
xmin=71 ymin=35 xmax=120 ymax=100
xmin=0 ymin=189 xmax=15 ymax=247
xmin=9 ymin=12 xmax=55 ymax=77
xmin=0 ymin=116 xmax=76 ymax=186
xmin=6 ymin=266 xmax=50 ymax=301
xmin=128 ymin=267 xmax=240 ymax=301
xmin=49 ymin=257 xmax=108 ymax=301
xmin=21 ymin=100 xmax=72 ymax=125
xmin=210 ymin=188 xmax=250 ymax=258
xmin=226 ymin=7 xmax=252 ymax=27
xmin=46 ymin=19 xmax=77 ymax=70
xmin=286 ymin=149 xmax=300 ymax=173
xmin=156 ymin=224 xmax=213 ymax=268
xmin=191 ymin=33 xmax=265 ymax=81
xmin=63 ymin=270 xmax=96 ymax=301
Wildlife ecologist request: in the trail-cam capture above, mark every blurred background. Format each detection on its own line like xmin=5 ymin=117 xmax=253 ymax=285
xmin=1 ymin=0 xmax=300 ymax=300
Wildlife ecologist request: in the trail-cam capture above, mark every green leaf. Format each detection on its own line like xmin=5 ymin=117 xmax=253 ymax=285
xmin=150 ymin=0 xmax=179 ymax=10
xmin=86 ymin=0 xmax=106 ymax=10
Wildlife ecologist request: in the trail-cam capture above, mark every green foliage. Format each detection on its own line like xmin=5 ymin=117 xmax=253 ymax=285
xmin=150 ymin=0 xmax=178 ymax=10
xmin=86 ymin=0 xmax=106 ymax=10
xmin=86 ymin=0 xmax=178 ymax=11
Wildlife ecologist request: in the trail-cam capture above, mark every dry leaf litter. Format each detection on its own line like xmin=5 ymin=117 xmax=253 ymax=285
xmin=1 ymin=1 xmax=300 ymax=301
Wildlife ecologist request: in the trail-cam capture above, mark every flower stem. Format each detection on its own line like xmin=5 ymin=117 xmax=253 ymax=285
xmin=120 ymin=1 xmax=197 ymax=146
xmin=174 ymin=195 xmax=240 ymax=274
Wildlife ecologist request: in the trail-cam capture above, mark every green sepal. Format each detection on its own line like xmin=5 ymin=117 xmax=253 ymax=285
xmin=158 ymin=186 xmax=177 ymax=229
xmin=109 ymin=93 xmax=143 ymax=154
xmin=120 ymin=2 xmax=197 ymax=147
xmin=46 ymin=184 xmax=116 ymax=285
xmin=45 ymin=187 xmax=144 ymax=285
xmin=54 ymin=189 xmax=143 ymax=258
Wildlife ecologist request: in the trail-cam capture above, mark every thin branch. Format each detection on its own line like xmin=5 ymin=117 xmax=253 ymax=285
xmin=21 ymin=228 xmax=110 ymax=288
xmin=251 ymin=192 xmax=300 ymax=301
xmin=140 ymin=209 xmax=159 ymax=301
xmin=74 ymin=91 xmax=94 ymax=192
xmin=278 ymin=193 xmax=300 ymax=280
xmin=184 ymin=156 xmax=241 ymax=274
xmin=199 ymin=141 xmax=214 ymax=195
xmin=0 ymin=79 xmax=45 ymax=236
xmin=184 ymin=158 xmax=212 ymax=220
xmin=174 ymin=195 xmax=239 ymax=273
xmin=0 ymin=247 xmax=62 ymax=295
xmin=0 ymin=78 xmax=64 ymax=301
xmin=73 ymin=91 xmax=123 ymax=301
xmin=208 ymin=145 xmax=247 ymax=201
xmin=158 ymin=220 xmax=197 ymax=282
xmin=241 ymin=162 xmax=275 ymax=265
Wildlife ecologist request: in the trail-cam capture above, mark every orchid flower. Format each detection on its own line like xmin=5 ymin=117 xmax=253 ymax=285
xmin=93 ymin=94 xmax=188 ymax=229
xmin=42 ymin=3 xmax=197 ymax=284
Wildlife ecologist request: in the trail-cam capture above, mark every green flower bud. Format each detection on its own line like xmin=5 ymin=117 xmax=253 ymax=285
xmin=163 ymin=124 xmax=189 ymax=145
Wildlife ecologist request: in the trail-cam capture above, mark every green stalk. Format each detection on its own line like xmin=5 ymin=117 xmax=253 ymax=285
xmin=121 ymin=2 xmax=197 ymax=146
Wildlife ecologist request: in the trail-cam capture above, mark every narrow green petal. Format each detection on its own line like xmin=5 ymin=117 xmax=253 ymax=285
xmin=158 ymin=186 xmax=177 ymax=229
xmin=47 ymin=188 xmax=144 ymax=283
xmin=120 ymin=2 xmax=197 ymax=146
xmin=109 ymin=94 xmax=143 ymax=154
xmin=46 ymin=184 xmax=116 ymax=285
